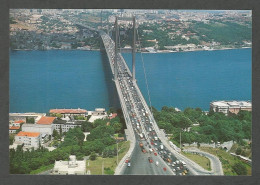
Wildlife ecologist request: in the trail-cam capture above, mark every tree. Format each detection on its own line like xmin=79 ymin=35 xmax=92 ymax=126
xmin=112 ymin=122 xmax=122 ymax=133
xmin=9 ymin=134 xmax=15 ymax=145
xmin=236 ymin=147 xmax=242 ymax=155
xmin=232 ymin=162 xmax=247 ymax=175
xmin=89 ymin=152 xmax=97 ymax=160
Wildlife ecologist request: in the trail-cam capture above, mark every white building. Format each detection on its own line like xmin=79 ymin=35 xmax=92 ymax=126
xmin=22 ymin=116 xmax=56 ymax=135
xmin=52 ymin=155 xmax=86 ymax=175
xmin=49 ymin=108 xmax=87 ymax=118
xmin=53 ymin=120 xmax=81 ymax=133
xmin=9 ymin=126 xmax=20 ymax=134
xmin=210 ymin=100 xmax=252 ymax=116
xmin=88 ymin=108 xmax=107 ymax=123
xmin=15 ymin=131 xmax=40 ymax=148
xmin=9 ymin=113 xmax=46 ymax=123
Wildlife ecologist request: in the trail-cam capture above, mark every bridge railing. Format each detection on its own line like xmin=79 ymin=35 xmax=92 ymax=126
xmin=100 ymin=33 xmax=137 ymax=175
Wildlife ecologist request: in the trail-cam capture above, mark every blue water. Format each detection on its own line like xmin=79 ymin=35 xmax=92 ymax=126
xmin=10 ymin=49 xmax=251 ymax=113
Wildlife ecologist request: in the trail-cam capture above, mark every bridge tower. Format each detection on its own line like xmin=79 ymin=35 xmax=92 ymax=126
xmin=114 ymin=16 xmax=137 ymax=82
xmin=132 ymin=16 xmax=136 ymax=82
xmin=114 ymin=16 xmax=118 ymax=81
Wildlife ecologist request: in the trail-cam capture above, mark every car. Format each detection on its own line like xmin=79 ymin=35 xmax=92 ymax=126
xmin=155 ymin=161 xmax=159 ymax=166
xmin=172 ymin=168 xmax=176 ymax=172
xmin=154 ymin=152 xmax=158 ymax=156
xmin=163 ymin=167 xmax=167 ymax=171
xmin=148 ymin=157 xmax=153 ymax=163
xmin=127 ymin=162 xmax=131 ymax=167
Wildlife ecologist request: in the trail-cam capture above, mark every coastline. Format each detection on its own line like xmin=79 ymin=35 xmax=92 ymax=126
xmin=11 ymin=47 xmax=251 ymax=53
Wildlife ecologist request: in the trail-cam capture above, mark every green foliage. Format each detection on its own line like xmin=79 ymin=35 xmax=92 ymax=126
xmin=104 ymin=167 xmax=114 ymax=175
xmin=236 ymin=147 xmax=242 ymax=155
xmin=232 ymin=162 xmax=247 ymax=175
xmin=50 ymin=113 xmax=62 ymax=119
xmin=26 ymin=117 xmax=35 ymax=124
xmin=90 ymin=152 xmax=97 ymax=160
xmin=74 ymin=115 xmax=86 ymax=120
xmin=191 ymin=21 xmax=251 ymax=45
xmin=60 ymin=127 xmax=85 ymax=147
xmin=153 ymin=106 xmax=251 ymax=144
xmin=9 ymin=134 xmax=15 ymax=145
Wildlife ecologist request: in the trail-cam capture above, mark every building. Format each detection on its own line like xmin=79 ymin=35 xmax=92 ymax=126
xmin=49 ymin=108 xmax=87 ymax=118
xmin=92 ymin=108 xmax=106 ymax=116
xmin=52 ymin=155 xmax=86 ymax=175
xmin=9 ymin=113 xmax=46 ymax=123
xmin=22 ymin=116 xmax=56 ymax=136
xmin=12 ymin=120 xmax=25 ymax=127
xmin=210 ymin=100 xmax=252 ymax=116
xmin=88 ymin=108 xmax=107 ymax=123
xmin=15 ymin=131 xmax=40 ymax=148
xmin=53 ymin=120 xmax=82 ymax=133
xmin=9 ymin=126 xmax=20 ymax=134
xmin=108 ymin=113 xmax=117 ymax=119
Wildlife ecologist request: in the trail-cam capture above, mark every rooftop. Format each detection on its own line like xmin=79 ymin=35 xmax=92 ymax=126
xmin=16 ymin=131 xmax=40 ymax=137
xmin=14 ymin=120 xmax=25 ymax=124
xmin=49 ymin=108 xmax=87 ymax=114
xmin=37 ymin=116 xmax=56 ymax=125
xmin=9 ymin=126 xmax=20 ymax=130
xmin=211 ymin=100 xmax=251 ymax=107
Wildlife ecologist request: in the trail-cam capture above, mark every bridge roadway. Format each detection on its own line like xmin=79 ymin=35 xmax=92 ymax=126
xmin=99 ymin=30 xmax=220 ymax=175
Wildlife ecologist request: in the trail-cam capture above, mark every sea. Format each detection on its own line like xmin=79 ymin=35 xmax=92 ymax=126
xmin=10 ymin=48 xmax=251 ymax=113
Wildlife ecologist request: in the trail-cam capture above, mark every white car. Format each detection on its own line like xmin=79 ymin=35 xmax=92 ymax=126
xmin=156 ymin=161 xmax=159 ymax=166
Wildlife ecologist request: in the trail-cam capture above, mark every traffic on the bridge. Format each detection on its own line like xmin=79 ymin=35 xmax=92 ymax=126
xmin=101 ymin=31 xmax=190 ymax=175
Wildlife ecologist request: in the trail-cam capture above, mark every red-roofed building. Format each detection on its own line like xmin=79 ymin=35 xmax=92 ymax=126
xmin=15 ymin=131 xmax=40 ymax=148
xmin=49 ymin=108 xmax=87 ymax=118
xmin=37 ymin=116 xmax=56 ymax=125
xmin=9 ymin=126 xmax=20 ymax=134
xmin=13 ymin=120 xmax=25 ymax=127
xmin=109 ymin=113 xmax=118 ymax=119
xmin=21 ymin=116 xmax=55 ymax=136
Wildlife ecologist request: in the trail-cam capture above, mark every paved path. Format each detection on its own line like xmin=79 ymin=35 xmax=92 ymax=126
xmin=183 ymin=147 xmax=224 ymax=175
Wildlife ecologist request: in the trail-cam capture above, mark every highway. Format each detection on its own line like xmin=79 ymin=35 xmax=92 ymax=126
xmin=100 ymin=31 xmax=190 ymax=175
xmin=73 ymin=21 xmax=222 ymax=176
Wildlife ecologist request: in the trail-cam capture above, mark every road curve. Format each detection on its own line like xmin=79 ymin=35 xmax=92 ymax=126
xmin=183 ymin=147 xmax=224 ymax=175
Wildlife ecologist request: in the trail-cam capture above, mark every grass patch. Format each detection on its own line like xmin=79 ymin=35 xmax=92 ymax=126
xmin=199 ymin=147 xmax=251 ymax=176
xmin=86 ymin=141 xmax=130 ymax=175
xmin=30 ymin=164 xmax=54 ymax=175
xmin=182 ymin=152 xmax=211 ymax=171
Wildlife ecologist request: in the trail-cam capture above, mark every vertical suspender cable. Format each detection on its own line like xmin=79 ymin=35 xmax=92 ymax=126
xmin=136 ymin=29 xmax=153 ymax=114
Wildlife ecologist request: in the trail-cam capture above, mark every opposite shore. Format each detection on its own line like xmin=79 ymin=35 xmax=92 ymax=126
xmin=11 ymin=47 xmax=251 ymax=53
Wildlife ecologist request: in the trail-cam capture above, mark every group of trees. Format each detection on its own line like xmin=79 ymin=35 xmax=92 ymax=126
xmin=10 ymin=108 xmax=126 ymax=174
xmin=153 ymin=106 xmax=252 ymax=145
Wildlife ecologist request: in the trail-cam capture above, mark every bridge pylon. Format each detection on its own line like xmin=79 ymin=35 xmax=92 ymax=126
xmin=114 ymin=16 xmax=137 ymax=82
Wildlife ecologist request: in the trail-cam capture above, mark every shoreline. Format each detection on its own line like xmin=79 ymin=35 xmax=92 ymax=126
xmin=11 ymin=47 xmax=251 ymax=53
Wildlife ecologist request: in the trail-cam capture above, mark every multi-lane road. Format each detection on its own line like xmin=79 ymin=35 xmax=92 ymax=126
xmin=100 ymin=31 xmax=191 ymax=175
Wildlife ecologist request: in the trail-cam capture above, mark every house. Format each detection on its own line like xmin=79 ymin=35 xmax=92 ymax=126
xmin=52 ymin=155 xmax=86 ymax=175
xmin=15 ymin=131 xmax=40 ymax=148
xmin=9 ymin=126 xmax=20 ymax=134
xmin=108 ymin=113 xmax=117 ymax=119
xmin=13 ymin=120 xmax=25 ymax=127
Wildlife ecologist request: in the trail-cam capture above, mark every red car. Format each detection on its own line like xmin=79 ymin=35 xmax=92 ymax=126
xmin=163 ymin=167 xmax=167 ymax=171
xmin=151 ymin=142 xmax=154 ymax=145
xmin=148 ymin=157 xmax=153 ymax=163
xmin=154 ymin=152 xmax=157 ymax=156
